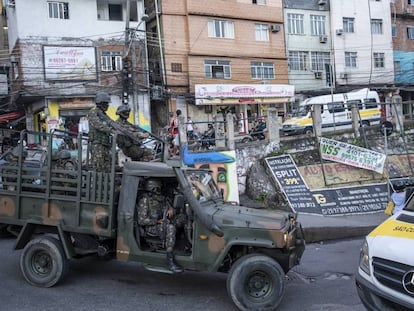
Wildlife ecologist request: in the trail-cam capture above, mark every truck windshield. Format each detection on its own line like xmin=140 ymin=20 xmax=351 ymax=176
xmin=185 ymin=170 xmax=222 ymax=203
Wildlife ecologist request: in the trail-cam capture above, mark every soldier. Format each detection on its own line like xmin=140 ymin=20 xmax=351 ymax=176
xmin=52 ymin=149 xmax=76 ymax=195
xmin=137 ymin=178 xmax=183 ymax=273
xmin=87 ymin=92 xmax=115 ymax=172
xmin=115 ymin=105 xmax=152 ymax=162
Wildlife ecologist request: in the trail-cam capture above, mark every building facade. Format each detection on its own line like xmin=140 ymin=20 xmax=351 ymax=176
xmin=144 ymin=0 xmax=291 ymax=133
xmin=3 ymin=0 xmax=149 ymax=144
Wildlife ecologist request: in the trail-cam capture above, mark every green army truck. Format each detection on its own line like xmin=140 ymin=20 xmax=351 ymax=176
xmin=0 ymin=130 xmax=305 ymax=311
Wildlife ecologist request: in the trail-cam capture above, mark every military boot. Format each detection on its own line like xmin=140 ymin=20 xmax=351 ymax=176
xmin=166 ymin=252 xmax=184 ymax=273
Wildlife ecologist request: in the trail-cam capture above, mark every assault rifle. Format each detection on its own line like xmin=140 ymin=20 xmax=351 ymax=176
xmin=95 ymin=109 xmax=166 ymax=161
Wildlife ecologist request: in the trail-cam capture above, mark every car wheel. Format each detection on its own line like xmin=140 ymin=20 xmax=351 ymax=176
xmin=227 ymin=254 xmax=285 ymax=311
xmin=304 ymin=127 xmax=313 ymax=135
xmin=20 ymin=236 xmax=67 ymax=287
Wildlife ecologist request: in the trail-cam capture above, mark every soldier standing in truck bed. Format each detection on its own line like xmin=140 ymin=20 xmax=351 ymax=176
xmin=87 ymin=92 xmax=115 ymax=172
xmin=115 ymin=105 xmax=152 ymax=162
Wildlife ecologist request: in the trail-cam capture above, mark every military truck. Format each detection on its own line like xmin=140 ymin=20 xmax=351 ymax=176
xmin=0 ymin=129 xmax=305 ymax=311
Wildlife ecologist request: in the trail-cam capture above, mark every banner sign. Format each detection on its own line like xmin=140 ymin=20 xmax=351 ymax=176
xmin=44 ymin=46 xmax=97 ymax=81
xmin=266 ymin=154 xmax=388 ymax=215
xmin=320 ymin=137 xmax=386 ymax=174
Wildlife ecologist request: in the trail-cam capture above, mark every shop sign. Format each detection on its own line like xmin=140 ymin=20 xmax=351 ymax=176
xmin=195 ymin=84 xmax=294 ymax=105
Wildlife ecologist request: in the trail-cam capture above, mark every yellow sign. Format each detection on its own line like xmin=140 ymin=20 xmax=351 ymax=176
xmin=369 ymin=217 xmax=414 ymax=240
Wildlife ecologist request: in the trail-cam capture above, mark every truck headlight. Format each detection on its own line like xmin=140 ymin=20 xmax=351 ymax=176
xmin=359 ymin=239 xmax=370 ymax=275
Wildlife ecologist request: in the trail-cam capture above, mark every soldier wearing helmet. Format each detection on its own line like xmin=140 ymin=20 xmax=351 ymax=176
xmin=87 ymin=92 xmax=114 ymax=171
xmin=115 ymin=105 xmax=152 ymax=162
xmin=137 ymin=178 xmax=183 ymax=273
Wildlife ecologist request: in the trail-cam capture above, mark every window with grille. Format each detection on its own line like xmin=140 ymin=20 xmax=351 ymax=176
xmin=311 ymin=52 xmax=330 ymax=71
xmin=392 ymin=24 xmax=397 ymax=37
xmin=373 ymin=52 xmax=385 ymax=68
xmin=288 ymin=51 xmax=308 ymax=71
xmin=171 ymin=63 xmax=182 ymax=73
xmin=252 ymin=0 xmax=266 ymax=4
xmin=310 ymin=15 xmax=326 ymax=35
xmin=101 ymin=51 xmax=122 ymax=71
xmin=255 ymin=24 xmax=269 ymax=41
xmin=251 ymin=62 xmax=275 ymax=79
xmin=204 ymin=60 xmax=231 ymax=79
xmin=48 ymin=2 xmax=69 ymax=19
xmin=371 ymin=19 xmax=383 ymax=34
xmin=208 ymin=19 xmax=235 ymax=39
xmin=343 ymin=17 xmax=355 ymax=33
xmin=287 ymin=14 xmax=304 ymax=35
xmin=345 ymin=52 xmax=358 ymax=68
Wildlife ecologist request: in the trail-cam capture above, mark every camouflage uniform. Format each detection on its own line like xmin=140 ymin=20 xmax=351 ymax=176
xmin=137 ymin=193 xmax=176 ymax=252
xmin=87 ymin=108 xmax=113 ymax=172
xmin=115 ymin=118 xmax=152 ymax=162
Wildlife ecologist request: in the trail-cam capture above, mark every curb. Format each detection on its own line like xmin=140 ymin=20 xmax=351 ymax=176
xmin=303 ymin=225 xmax=377 ymax=243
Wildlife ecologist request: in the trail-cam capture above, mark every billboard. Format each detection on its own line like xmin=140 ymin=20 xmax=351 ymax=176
xmin=43 ymin=46 xmax=97 ymax=81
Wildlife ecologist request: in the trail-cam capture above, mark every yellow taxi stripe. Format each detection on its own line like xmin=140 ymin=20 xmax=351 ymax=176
xmin=369 ymin=218 xmax=414 ymax=240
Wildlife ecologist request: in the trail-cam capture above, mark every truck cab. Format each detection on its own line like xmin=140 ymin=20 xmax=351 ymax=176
xmin=0 ymin=129 xmax=305 ymax=311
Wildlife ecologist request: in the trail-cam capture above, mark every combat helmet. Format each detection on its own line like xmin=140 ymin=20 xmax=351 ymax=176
xmin=58 ymin=150 xmax=71 ymax=160
xmin=95 ymin=92 xmax=111 ymax=110
xmin=116 ymin=105 xmax=131 ymax=118
xmin=144 ymin=178 xmax=162 ymax=193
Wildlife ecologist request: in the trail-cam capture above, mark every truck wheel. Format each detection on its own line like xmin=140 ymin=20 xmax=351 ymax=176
xmin=20 ymin=236 xmax=67 ymax=287
xmin=226 ymin=254 xmax=285 ymax=311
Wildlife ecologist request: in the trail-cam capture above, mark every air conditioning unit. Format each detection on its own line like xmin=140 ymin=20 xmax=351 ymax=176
xmin=6 ymin=0 xmax=15 ymax=7
xmin=340 ymin=72 xmax=348 ymax=79
xmin=314 ymin=72 xmax=323 ymax=79
xmin=404 ymin=7 xmax=412 ymax=14
xmin=270 ymin=25 xmax=281 ymax=33
xmin=318 ymin=0 xmax=327 ymax=5
xmin=319 ymin=35 xmax=328 ymax=43
xmin=336 ymin=29 xmax=343 ymax=36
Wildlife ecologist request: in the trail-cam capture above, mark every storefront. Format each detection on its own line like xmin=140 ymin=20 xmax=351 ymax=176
xmin=194 ymin=84 xmax=295 ymax=133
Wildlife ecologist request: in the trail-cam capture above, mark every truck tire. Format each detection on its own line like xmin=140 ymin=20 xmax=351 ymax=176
xmin=226 ymin=254 xmax=285 ymax=311
xmin=20 ymin=236 xmax=67 ymax=288
xmin=304 ymin=127 xmax=313 ymax=135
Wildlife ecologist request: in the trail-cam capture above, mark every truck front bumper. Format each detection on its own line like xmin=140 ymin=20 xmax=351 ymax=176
xmin=355 ymin=271 xmax=414 ymax=311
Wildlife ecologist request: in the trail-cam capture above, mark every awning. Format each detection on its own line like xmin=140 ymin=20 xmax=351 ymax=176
xmin=0 ymin=111 xmax=24 ymax=123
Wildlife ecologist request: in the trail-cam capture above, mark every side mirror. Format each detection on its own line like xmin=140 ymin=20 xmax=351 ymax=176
xmin=173 ymin=194 xmax=185 ymax=209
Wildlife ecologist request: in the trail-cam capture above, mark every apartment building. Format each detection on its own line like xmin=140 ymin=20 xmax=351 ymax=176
xmin=144 ymin=0 xmax=292 ymax=131
xmin=3 ymin=0 xmax=149 ymax=140
xmin=284 ymin=0 xmax=332 ymax=94
xmin=330 ymin=0 xmax=394 ymax=91
xmin=390 ymin=0 xmax=414 ymax=100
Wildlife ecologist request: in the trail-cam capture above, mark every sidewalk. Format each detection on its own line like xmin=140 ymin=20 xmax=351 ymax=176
xmin=239 ymin=194 xmax=388 ymax=243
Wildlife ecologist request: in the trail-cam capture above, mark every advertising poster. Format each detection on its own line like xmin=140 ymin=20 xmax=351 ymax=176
xmin=266 ymin=154 xmax=388 ymax=215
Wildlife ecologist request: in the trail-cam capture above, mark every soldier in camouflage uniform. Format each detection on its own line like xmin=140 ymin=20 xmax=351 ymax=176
xmin=87 ymin=93 xmax=114 ymax=172
xmin=115 ymin=105 xmax=152 ymax=162
xmin=137 ymin=178 xmax=184 ymax=273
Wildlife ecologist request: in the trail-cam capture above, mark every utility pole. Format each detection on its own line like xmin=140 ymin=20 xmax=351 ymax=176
xmin=123 ymin=0 xmax=131 ymax=105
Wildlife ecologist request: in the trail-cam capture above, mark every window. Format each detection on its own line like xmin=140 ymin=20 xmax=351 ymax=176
xmin=373 ymin=53 xmax=385 ymax=68
xmin=171 ymin=63 xmax=182 ymax=73
xmin=392 ymin=24 xmax=397 ymax=37
xmin=328 ymin=102 xmax=345 ymax=114
xmin=255 ymin=24 xmax=269 ymax=41
xmin=288 ymin=51 xmax=308 ymax=71
xmin=311 ymin=52 xmax=330 ymax=71
xmin=394 ymin=61 xmax=401 ymax=73
xmin=407 ymin=26 xmax=414 ymax=39
xmin=252 ymin=0 xmax=266 ymax=4
xmin=48 ymin=2 xmax=69 ymax=19
xmin=371 ymin=19 xmax=383 ymax=34
xmin=204 ymin=60 xmax=231 ymax=79
xmin=108 ymin=4 xmax=122 ymax=21
xmin=345 ymin=52 xmax=358 ymax=68
xmin=101 ymin=51 xmax=122 ymax=71
xmin=251 ymin=62 xmax=275 ymax=79
xmin=287 ymin=14 xmax=304 ymax=35
xmin=208 ymin=19 xmax=235 ymax=39
xmin=310 ymin=15 xmax=326 ymax=35
xmin=343 ymin=17 xmax=355 ymax=33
